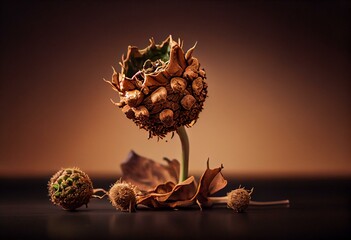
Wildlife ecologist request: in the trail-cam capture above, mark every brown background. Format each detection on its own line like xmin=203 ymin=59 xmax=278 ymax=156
xmin=1 ymin=0 xmax=350 ymax=178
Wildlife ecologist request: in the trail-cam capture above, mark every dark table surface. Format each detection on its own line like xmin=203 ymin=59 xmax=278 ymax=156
xmin=1 ymin=176 xmax=350 ymax=240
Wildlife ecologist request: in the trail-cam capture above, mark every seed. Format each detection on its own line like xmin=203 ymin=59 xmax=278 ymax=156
xmin=125 ymin=90 xmax=144 ymax=107
xmin=151 ymin=87 xmax=167 ymax=104
xmin=159 ymin=109 xmax=174 ymax=126
xmin=192 ymin=77 xmax=204 ymax=95
xmin=170 ymin=77 xmax=187 ymax=92
xmin=181 ymin=95 xmax=196 ymax=110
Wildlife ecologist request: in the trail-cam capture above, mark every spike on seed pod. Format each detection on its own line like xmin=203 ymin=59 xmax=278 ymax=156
xmin=108 ymin=180 xmax=137 ymax=212
xmin=48 ymin=167 xmax=94 ymax=210
xmin=105 ymin=35 xmax=208 ymax=138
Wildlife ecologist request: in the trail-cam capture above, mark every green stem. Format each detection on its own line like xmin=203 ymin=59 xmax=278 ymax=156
xmin=176 ymin=126 xmax=190 ymax=183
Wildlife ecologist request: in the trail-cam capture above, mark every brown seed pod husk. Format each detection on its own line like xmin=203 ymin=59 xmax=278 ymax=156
xmin=108 ymin=181 xmax=137 ymax=212
xmin=48 ymin=167 xmax=94 ymax=210
xmin=227 ymin=187 xmax=252 ymax=213
xmin=106 ymin=35 xmax=208 ymax=138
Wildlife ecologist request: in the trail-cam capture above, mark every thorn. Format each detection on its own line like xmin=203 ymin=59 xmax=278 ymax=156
xmin=110 ymin=98 xmax=118 ymax=105
xmin=193 ymin=41 xmax=198 ymax=49
xmin=149 ymin=37 xmax=155 ymax=46
xmin=111 ymin=66 xmax=117 ymax=74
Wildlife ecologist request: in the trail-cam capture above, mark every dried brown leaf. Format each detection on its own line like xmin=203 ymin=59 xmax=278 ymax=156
xmin=123 ymin=153 xmax=227 ymax=210
xmin=137 ymin=176 xmax=197 ymax=208
xmin=120 ymin=150 xmax=180 ymax=192
xmin=195 ymin=159 xmax=228 ymax=208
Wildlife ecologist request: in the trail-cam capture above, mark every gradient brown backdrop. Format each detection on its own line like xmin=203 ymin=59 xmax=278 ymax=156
xmin=1 ymin=0 xmax=350 ymax=178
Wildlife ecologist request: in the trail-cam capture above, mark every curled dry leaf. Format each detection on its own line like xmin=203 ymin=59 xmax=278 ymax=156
xmin=137 ymin=176 xmax=197 ymax=208
xmin=121 ymin=150 xmax=180 ymax=192
xmin=196 ymin=160 xmax=228 ymax=208
xmin=121 ymin=151 xmax=228 ymax=209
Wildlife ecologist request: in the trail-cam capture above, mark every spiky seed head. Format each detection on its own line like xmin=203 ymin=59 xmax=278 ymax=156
xmin=108 ymin=181 xmax=137 ymax=212
xmin=106 ymin=35 xmax=208 ymax=138
xmin=227 ymin=187 xmax=252 ymax=213
xmin=48 ymin=167 xmax=94 ymax=210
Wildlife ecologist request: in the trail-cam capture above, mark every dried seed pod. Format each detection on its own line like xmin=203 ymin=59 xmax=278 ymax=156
xmin=106 ymin=35 xmax=208 ymax=138
xmin=108 ymin=180 xmax=137 ymax=212
xmin=48 ymin=167 xmax=94 ymax=210
xmin=227 ymin=187 xmax=252 ymax=213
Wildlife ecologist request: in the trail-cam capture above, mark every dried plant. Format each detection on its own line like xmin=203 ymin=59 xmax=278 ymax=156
xmin=105 ymin=35 xmax=208 ymax=182
xmin=48 ymin=36 xmax=290 ymax=213
xmin=48 ymin=168 xmax=106 ymax=210
xmin=105 ymin=35 xmax=207 ymax=139
xmin=108 ymin=180 xmax=139 ymax=212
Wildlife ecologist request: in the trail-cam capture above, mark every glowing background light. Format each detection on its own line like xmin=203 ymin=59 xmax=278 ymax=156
xmin=0 ymin=0 xmax=350 ymax=177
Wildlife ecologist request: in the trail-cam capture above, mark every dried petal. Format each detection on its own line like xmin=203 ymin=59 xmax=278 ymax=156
xmin=183 ymin=57 xmax=200 ymax=80
xmin=185 ymin=42 xmax=197 ymax=61
xmin=196 ymin=160 xmax=228 ymax=208
xmin=136 ymin=176 xmax=197 ymax=208
xmin=165 ymin=41 xmax=186 ymax=76
xmin=119 ymin=78 xmax=136 ymax=91
xmin=132 ymin=159 xmax=227 ymax=210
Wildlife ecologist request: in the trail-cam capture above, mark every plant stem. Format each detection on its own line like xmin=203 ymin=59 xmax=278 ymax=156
xmin=207 ymin=196 xmax=290 ymax=206
xmin=249 ymin=200 xmax=290 ymax=206
xmin=176 ymin=126 xmax=190 ymax=183
xmin=91 ymin=188 xmax=108 ymax=199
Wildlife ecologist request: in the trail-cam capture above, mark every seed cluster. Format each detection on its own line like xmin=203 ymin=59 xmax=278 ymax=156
xmin=48 ymin=168 xmax=94 ymax=210
xmin=106 ymin=36 xmax=208 ymax=138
